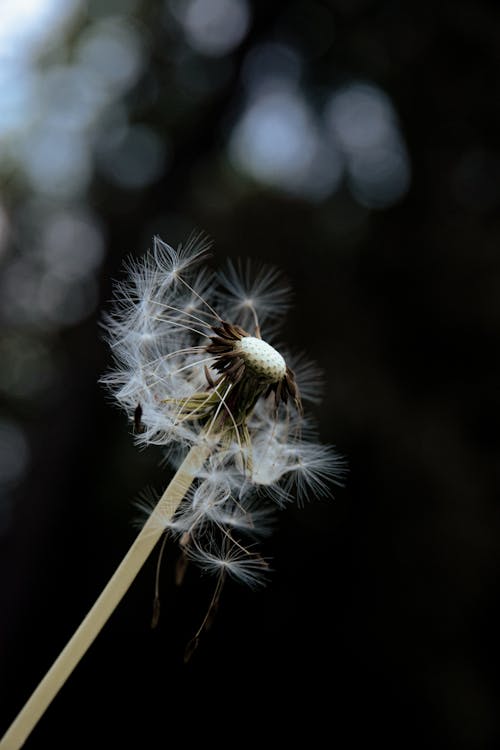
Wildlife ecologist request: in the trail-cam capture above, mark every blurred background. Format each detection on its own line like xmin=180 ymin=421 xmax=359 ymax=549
xmin=1 ymin=0 xmax=499 ymax=747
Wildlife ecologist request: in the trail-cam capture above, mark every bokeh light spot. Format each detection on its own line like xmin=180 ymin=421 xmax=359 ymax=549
xmin=0 ymin=64 xmax=38 ymax=139
xmin=347 ymin=146 xmax=411 ymax=209
xmin=173 ymin=0 xmax=251 ymax=57
xmin=241 ymin=42 xmax=303 ymax=90
xmin=228 ymin=86 xmax=342 ymax=200
xmin=41 ymin=211 xmax=105 ymax=281
xmin=17 ymin=128 xmax=91 ymax=198
xmin=37 ymin=274 xmax=98 ymax=326
xmin=0 ymin=0 xmax=80 ymax=60
xmin=325 ymin=81 xmax=411 ymax=208
xmin=76 ymin=17 xmax=146 ymax=92
xmin=326 ymin=83 xmax=396 ymax=151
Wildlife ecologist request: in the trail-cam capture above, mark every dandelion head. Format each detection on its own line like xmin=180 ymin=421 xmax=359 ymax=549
xmin=102 ymin=233 xmax=345 ymax=587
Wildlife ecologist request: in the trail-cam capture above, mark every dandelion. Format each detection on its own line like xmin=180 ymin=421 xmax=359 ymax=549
xmin=0 ymin=233 xmax=345 ymax=749
xmin=101 ymin=232 xmax=344 ymax=584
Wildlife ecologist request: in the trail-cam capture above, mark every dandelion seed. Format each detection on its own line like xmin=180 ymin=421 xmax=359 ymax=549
xmin=186 ymin=538 xmax=270 ymax=588
xmin=216 ymin=258 xmax=292 ymax=332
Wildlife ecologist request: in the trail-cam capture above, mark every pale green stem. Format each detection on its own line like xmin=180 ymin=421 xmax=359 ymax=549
xmin=0 ymin=443 xmax=209 ymax=750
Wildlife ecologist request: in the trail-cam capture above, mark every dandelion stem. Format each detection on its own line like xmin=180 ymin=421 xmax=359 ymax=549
xmin=0 ymin=443 xmax=209 ymax=750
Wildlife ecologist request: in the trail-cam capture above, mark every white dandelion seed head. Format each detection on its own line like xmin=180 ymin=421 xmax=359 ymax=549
xmin=102 ymin=233 xmax=346 ymax=584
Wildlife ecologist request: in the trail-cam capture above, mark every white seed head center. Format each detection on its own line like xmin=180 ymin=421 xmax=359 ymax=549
xmin=238 ymin=336 xmax=286 ymax=381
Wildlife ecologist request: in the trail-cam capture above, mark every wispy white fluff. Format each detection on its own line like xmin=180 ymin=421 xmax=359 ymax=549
xmin=102 ymin=233 xmax=345 ymax=585
xmin=216 ymin=258 xmax=292 ymax=332
xmin=186 ymin=538 xmax=270 ymax=588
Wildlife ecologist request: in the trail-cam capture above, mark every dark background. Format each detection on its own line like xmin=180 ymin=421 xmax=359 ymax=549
xmin=1 ymin=1 xmax=499 ymax=747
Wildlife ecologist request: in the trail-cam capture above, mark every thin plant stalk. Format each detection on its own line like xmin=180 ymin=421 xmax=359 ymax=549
xmin=0 ymin=443 xmax=209 ymax=750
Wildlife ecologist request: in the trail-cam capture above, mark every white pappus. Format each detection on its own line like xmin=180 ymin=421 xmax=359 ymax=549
xmin=101 ymin=233 xmax=345 ymax=587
